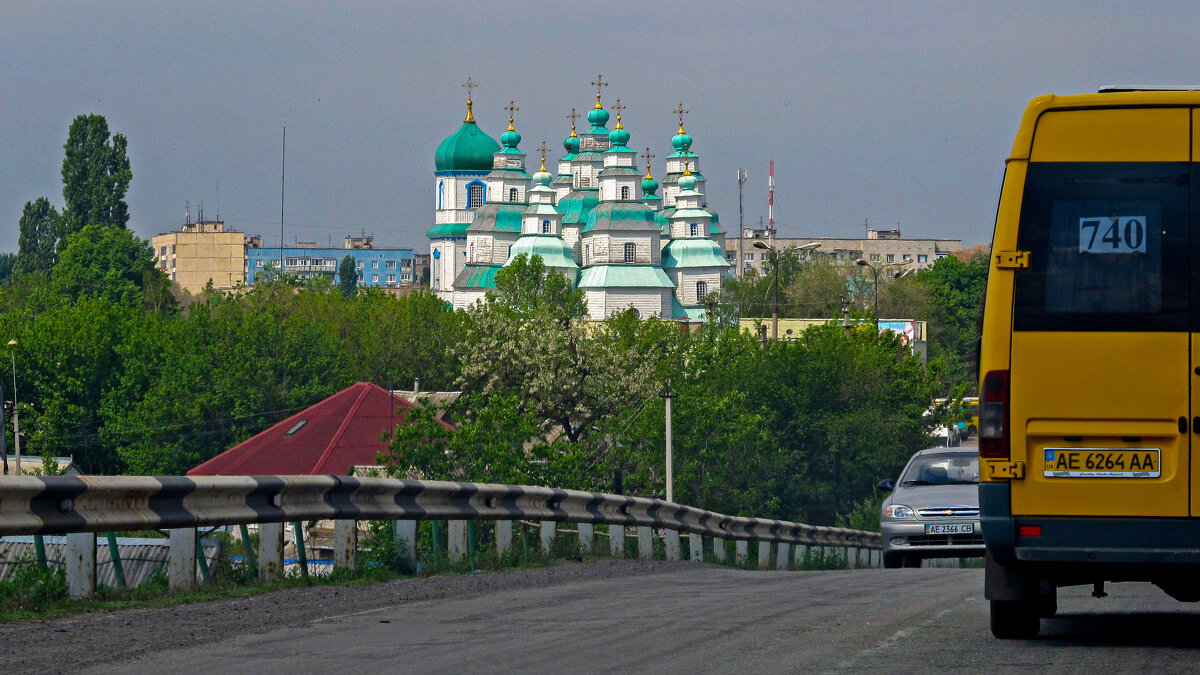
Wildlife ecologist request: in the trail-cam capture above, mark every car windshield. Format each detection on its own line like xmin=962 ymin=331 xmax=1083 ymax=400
xmin=900 ymin=452 xmax=979 ymax=486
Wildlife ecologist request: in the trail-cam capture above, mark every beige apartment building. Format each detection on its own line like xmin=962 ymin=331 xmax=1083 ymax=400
xmin=152 ymin=220 xmax=249 ymax=294
xmin=725 ymin=227 xmax=963 ymax=277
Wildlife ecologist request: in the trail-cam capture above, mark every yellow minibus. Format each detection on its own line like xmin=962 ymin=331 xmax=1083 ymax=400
xmin=979 ymin=87 xmax=1200 ymax=638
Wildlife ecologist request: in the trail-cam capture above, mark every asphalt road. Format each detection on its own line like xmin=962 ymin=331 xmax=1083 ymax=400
xmin=32 ymin=563 xmax=1198 ymax=674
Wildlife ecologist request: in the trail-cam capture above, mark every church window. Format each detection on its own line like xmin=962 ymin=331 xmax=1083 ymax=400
xmin=509 ymin=187 xmax=518 ymax=202
xmin=438 ymin=181 xmax=444 ymax=209
xmin=584 ymin=243 xmax=591 ymax=264
xmin=468 ymin=182 xmax=485 ymax=208
xmin=689 ymin=223 xmax=698 ymax=236
xmin=542 ymin=219 xmax=551 ymax=234
xmin=579 ymin=177 xmax=590 ymax=188
xmin=624 ymin=242 xmax=636 ymax=263
xmin=696 ymin=281 xmax=708 ymax=300
xmin=621 ymin=185 xmax=630 ymax=200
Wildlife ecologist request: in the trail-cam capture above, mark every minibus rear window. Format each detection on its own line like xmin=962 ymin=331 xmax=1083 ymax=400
xmin=1013 ymin=162 xmax=1189 ymax=332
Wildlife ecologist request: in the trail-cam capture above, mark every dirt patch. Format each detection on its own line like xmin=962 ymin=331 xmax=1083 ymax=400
xmin=0 ymin=560 xmax=700 ymax=674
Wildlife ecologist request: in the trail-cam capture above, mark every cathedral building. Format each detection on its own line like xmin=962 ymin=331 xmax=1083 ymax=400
xmin=427 ymin=78 xmax=729 ymax=320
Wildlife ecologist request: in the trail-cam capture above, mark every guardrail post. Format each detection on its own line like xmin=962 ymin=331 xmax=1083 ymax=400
xmin=665 ymin=529 xmax=680 ymax=561
xmin=735 ymin=540 xmax=748 ymax=564
xmin=540 ymin=521 xmax=556 ymax=555
xmin=578 ymin=523 xmax=594 ymax=556
xmin=448 ymin=520 xmax=468 ymax=561
xmin=844 ymin=546 xmax=855 ymax=569
xmin=169 ymin=528 xmax=197 ymax=593
xmin=758 ymin=541 xmax=772 ymax=570
xmin=105 ymin=532 xmax=126 ymax=588
xmin=293 ymin=522 xmax=309 ymax=577
xmin=709 ymin=537 xmax=725 ymax=563
xmin=259 ymin=522 xmax=284 ymax=583
xmin=776 ymin=542 xmax=791 ymax=570
xmin=870 ymin=549 xmax=880 ymax=568
xmin=335 ymin=519 xmax=358 ymax=570
xmin=393 ymin=519 xmax=416 ymax=568
xmin=609 ymin=525 xmax=625 ymax=558
xmin=66 ymin=532 xmax=96 ymax=599
xmin=793 ymin=544 xmax=807 ymax=567
xmin=637 ymin=526 xmax=653 ymax=560
xmin=689 ymin=533 xmax=702 ymax=562
xmin=495 ymin=520 xmax=513 ymax=558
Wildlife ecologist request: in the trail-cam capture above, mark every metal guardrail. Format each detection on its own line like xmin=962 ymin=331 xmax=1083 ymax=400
xmin=0 ymin=475 xmax=880 ymax=549
xmin=0 ymin=475 xmax=883 ymax=599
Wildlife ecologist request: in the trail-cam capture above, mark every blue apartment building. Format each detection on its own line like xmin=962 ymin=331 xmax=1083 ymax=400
xmin=245 ymin=245 xmax=415 ymax=287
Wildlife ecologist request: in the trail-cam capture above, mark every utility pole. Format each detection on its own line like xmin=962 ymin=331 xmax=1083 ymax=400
xmin=662 ymin=380 xmax=674 ymax=503
xmin=737 ymin=169 xmax=747 ymax=276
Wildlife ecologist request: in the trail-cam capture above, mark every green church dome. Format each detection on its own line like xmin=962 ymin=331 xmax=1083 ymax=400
xmin=435 ymin=116 xmax=500 ymax=172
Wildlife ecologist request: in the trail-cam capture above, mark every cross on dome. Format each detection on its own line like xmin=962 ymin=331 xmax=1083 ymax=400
xmin=566 ymin=108 xmax=580 ymax=137
xmin=610 ymin=98 xmax=627 ymax=129
xmin=535 ymin=140 xmax=552 ymax=171
xmin=591 ymin=74 xmax=609 ymax=108
xmin=641 ymin=147 xmax=655 ymax=179
xmin=673 ymin=102 xmax=689 ymax=134
xmin=504 ymin=100 xmax=519 ymax=131
xmin=461 ymin=77 xmax=478 ymax=123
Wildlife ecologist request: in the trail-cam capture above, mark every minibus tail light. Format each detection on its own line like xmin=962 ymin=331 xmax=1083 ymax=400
xmin=979 ymin=369 xmax=1010 ymax=459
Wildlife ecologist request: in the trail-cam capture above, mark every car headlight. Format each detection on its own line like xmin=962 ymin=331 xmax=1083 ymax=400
xmin=884 ymin=504 xmax=915 ymax=519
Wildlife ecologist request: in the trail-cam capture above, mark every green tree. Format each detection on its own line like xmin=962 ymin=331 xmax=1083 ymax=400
xmin=338 ymin=255 xmax=358 ymax=298
xmin=491 ymin=253 xmax=586 ymax=323
xmin=59 ymin=114 xmax=131 ymax=246
xmin=922 ymin=254 xmax=989 ymax=390
xmin=52 ymin=224 xmax=173 ymax=312
xmin=15 ymin=198 xmax=59 ymax=276
xmin=0 ymin=254 xmax=17 ymax=285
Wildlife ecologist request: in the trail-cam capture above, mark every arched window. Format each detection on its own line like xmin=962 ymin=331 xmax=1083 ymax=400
xmin=542 ymin=219 xmax=551 ymax=234
xmin=621 ymin=185 xmax=630 ymax=200
xmin=689 ymin=223 xmax=698 ymax=236
xmin=509 ymin=187 xmax=518 ymax=202
xmin=696 ymin=280 xmax=708 ymax=300
xmin=624 ymin=242 xmax=636 ymax=263
xmin=468 ymin=182 xmax=485 ymax=208
xmin=438 ymin=181 xmax=445 ymax=210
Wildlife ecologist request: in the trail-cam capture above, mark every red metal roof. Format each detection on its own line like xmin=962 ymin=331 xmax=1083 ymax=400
xmin=187 ymin=382 xmax=452 ymax=476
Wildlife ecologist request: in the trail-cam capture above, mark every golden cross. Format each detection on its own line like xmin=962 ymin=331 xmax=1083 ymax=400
xmin=610 ymin=98 xmax=626 ymax=115
xmin=462 ymin=77 xmax=477 ymax=97
xmin=673 ymin=102 xmax=689 ymax=129
xmin=591 ymin=74 xmax=608 ymax=107
xmin=462 ymin=78 xmax=478 ymax=122
xmin=640 ymin=147 xmax=655 ymax=166
xmin=504 ymin=100 xmax=519 ymax=124
xmin=535 ymin=140 xmax=551 ymax=171
xmin=566 ymin=108 xmax=580 ymax=134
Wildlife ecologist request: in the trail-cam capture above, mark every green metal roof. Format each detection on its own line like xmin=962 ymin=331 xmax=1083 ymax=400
xmin=468 ymin=203 xmax=524 ymax=233
xmin=453 ymin=264 xmax=500 ymax=289
xmin=577 ymin=265 xmax=674 ymax=289
xmin=508 ymin=236 xmax=580 ymax=272
xmin=672 ymin=296 xmax=709 ymax=321
xmin=559 ymin=189 xmax=599 ymax=225
xmin=426 ymin=222 xmax=470 ymax=237
xmin=435 ymin=121 xmax=501 ymax=172
xmin=661 ymin=238 xmax=731 ymax=268
xmin=580 ymin=201 xmax=660 ymax=233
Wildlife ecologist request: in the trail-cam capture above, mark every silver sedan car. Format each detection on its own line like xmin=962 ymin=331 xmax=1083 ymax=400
xmin=877 ymin=447 xmax=983 ymax=568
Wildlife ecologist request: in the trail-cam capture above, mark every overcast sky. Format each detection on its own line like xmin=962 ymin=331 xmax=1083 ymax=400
xmin=4 ymin=1 xmax=1200 ymax=252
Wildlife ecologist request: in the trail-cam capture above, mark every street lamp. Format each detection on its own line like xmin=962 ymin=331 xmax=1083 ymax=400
xmin=856 ymin=259 xmax=913 ymax=331
xmin=754 ymin=241 xmax=821 ymax=339
xmin=855 ymin=259 xmax=880 ymax=330
xmin=7 ymin=339 xmax=19 ymax=476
